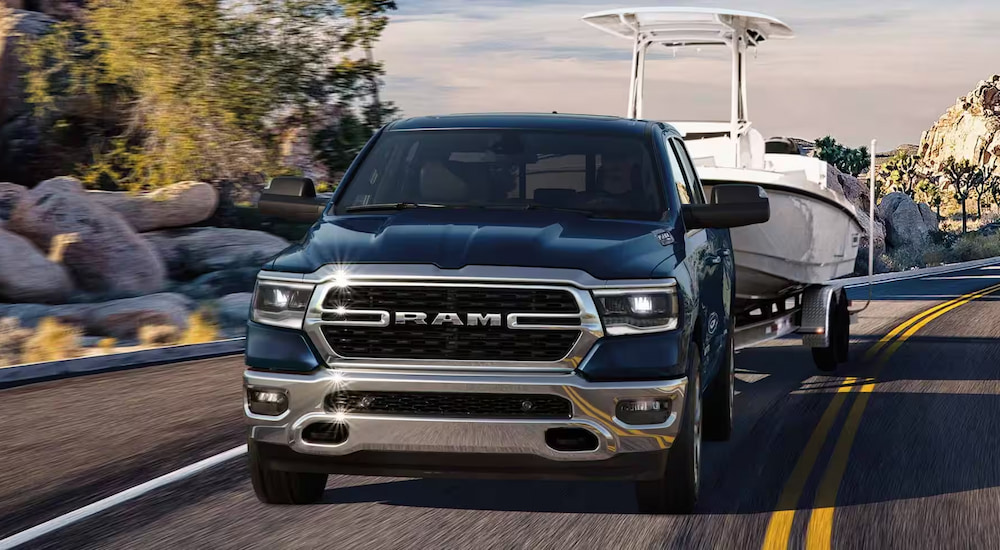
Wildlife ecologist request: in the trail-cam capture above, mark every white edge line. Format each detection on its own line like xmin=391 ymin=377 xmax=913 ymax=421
xmin=838 ymin=257 xmax=1000 ymax=289
xmin=0 ymin=445 xmax=249 ymax=550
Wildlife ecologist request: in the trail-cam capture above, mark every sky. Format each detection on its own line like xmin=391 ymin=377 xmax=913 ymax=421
xmin=376 ymin=0 xmax=1000 ymax=149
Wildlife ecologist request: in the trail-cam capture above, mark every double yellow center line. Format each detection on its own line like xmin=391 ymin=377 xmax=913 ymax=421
xmin=762 ymin=280 xmax=1000 ymax=550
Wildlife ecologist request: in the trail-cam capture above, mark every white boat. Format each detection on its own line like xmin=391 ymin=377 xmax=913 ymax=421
xmin=581 ymin=7 xmax=863 ymax=312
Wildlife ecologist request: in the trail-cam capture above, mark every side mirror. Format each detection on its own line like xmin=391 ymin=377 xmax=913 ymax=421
xmin=682 ymin=184 xmax=770 ymax=229
xmin=258 ymin=176 xmax=326 ymax=223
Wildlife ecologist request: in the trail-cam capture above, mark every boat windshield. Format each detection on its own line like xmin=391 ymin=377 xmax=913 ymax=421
xmin=334 ymin=129 xmax=666 ymax=220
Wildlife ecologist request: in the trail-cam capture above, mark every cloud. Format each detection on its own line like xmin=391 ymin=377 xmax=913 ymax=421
xmin=378 ymin=1 xmax=1000 ymax=148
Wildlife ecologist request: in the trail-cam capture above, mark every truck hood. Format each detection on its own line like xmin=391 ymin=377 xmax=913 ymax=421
xmin=265 ymin=209 xmax=679 ymax=280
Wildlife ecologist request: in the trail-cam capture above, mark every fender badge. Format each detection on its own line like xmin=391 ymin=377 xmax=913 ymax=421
xmin=654 ymin=230 xmax=674 ymax=246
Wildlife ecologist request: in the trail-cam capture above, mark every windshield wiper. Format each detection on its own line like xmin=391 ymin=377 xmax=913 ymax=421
xmin=345 ymin=202 xmax=448 ymax=213
xmin=518 ymin=204 xmax=595 ymax=216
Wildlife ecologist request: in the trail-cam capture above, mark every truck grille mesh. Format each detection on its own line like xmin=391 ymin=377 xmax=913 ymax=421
xmin=327 ymin=391 xmax=572 ymax=419
xmin=322 ymin=326 xmax=580 ymax=361
xmin=322 ymin=286 xmax=582 ymax=361
xmin=323 ymin=286 xmax=579 ymax=313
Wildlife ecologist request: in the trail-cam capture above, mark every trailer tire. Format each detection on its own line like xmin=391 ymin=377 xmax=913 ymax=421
xmin=834 ymin=290 xmax=850 ymax=363
xmin=704 ymin=317 xmax=735 ymax=442
xmin=811 ymin=292 xmax=841 ymax=372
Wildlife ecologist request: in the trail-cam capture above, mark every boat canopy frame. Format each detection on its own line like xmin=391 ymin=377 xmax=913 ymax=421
xmin=581 ymin=7 xmax=794 ymax=162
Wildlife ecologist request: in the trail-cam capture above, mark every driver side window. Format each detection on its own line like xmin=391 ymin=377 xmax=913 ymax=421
xmin=665 ymin=133 xmax=693 ymax=205
xmin=670 ymin=138 xmax=707 ymax=204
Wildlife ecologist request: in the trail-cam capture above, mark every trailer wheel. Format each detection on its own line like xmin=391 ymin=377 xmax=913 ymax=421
xmin=834 ymin=290 xmax=850 ymax=363
xmin=811 ymin=292 xmax=842 ymax=372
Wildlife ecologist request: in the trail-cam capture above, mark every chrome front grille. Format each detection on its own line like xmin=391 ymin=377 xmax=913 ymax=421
xmin=322 ymin=286 xmax=579 ymax=314
xmin=295 ymin=268 xmax=609 ymax=371
xmin=318 ymin=285 xmax=583 ymax=362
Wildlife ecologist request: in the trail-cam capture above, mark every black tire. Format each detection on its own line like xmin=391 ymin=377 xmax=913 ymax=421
xmin=834 ymin=290 xmax=850 ymax=363
xmin=812 ymin=293 xmax=840 ymax=372
xmin=249 ymin=440 xmax=328 ymax=505
xmin=635 ymin=343 xmax=702 ymax=514
xmin=703 ymin=317 xmax=735 ymax=442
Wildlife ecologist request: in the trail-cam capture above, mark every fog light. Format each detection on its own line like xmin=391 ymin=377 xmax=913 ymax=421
xmin=247 ymin=388 xmax=289 ymax=416
xmin=616 ymin=398 xmax=672 ymax=425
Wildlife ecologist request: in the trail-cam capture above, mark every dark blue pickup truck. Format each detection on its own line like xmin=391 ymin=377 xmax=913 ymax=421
xmin=243 ymin=113 xmax=769 ymax=513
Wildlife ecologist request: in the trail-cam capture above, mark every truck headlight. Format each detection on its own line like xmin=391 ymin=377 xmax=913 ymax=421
xmin=593 ymin=287 xmax=679 ymax=335
xmin=251 ymin=280 xmax=316 ymax=329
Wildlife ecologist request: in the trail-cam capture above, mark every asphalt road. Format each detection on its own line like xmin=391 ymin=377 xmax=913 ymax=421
xmin=3 ymin=264 xmax=1000 ymax=549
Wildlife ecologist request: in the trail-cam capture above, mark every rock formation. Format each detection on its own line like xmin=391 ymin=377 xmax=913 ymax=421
xmin=0 ymin=227 xmax=73 ymax=302
xmin=8 ymin=176 xmax=168 ymax=294
xmin=86 ymin=181 xmax=219 ymax=232
xmin=919 ymin=75 xmax=1000 ymax=172
xmin=878 ymin=192 xmax=938 ymax=250
xmin=145 ymin=227 xmax=290 ymax=278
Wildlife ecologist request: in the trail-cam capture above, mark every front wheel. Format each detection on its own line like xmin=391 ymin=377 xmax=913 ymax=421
xmin=635 ymin=343 xmax=702 ymax=514
xmin=704 ymin=317 xmax=735 ymax=441
xmin=249 ymin=440 xmax=328 ymax=505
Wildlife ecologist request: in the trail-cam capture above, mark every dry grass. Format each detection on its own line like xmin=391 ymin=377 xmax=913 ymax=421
xmin=0 ymin=318 xmax=33 ymax=367
xmin=20 ymin=317 xmax=84 ymax=364
xmin=138 ymin=324 xmax=180 ymax=346
xmin=178 ymin=310 xmax=219 ymax=345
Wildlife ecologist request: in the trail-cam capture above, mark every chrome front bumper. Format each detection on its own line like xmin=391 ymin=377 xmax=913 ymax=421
xmin=244 ymin=368 xmax=686 ymax=473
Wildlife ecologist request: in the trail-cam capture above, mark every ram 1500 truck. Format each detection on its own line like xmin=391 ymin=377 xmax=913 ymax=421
xmin=243 ymin=113 xmax=770 ymax=513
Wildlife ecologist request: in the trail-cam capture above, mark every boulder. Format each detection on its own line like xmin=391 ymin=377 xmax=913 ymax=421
xmin=86 ymin=181 xmax=219 ymax=232
xmin=215 ymin=292 xmax=253 ymax=329
xmin=0 ymin=182 xmax=25 ymax=226
xmin=878 ymin=192 xmax=934 ymax=249
xmin=145 ymin=227 xmax=289 ymax=278
xmin=0 ymin=292 xmax=194 ymax=338
xmin=84 ymin=293 xmax=195 ymax=339
xmin=176 ymin=267 xmax=259 ymax=300
xmin=919 ymin=76 xmax=1000 ymax=172
xmin=0 ymin=302 xmax=90 ymax=329
xmin=8 ymin=176 xmax=167 ymax=294
xmin=827 ymin=164 xmax=887 ymax=254
xmin=917 ymin=202 xmax=939 ymax=231
xmin=0 ymin=228 xmax=73 ymax=302
xmin=854 ymin=207 xmax=886 ymax=255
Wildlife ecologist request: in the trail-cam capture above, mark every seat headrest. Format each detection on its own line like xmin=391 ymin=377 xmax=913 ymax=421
xmin=419 ymin=162 xmax=468 ymax=203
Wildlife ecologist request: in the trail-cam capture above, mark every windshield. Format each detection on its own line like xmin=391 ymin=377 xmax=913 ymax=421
xmin=334 ymin=129 xmax=666 ymax=220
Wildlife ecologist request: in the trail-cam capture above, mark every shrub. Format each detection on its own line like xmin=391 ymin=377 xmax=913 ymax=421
xmin=0 ymin=318 xmax=33 ymax=367
xmin=920 ymin=244 xmax=949 ymax=267
xmin=21 ymin=317 xmax=84 ymax=364
xmin=881 ymin=246 xmax=925 ymax=272
xmin=138 ymin=325 xmax=180 ymax=347
xmin=950 ymin=233 xmax=1000 ymax=262
xmin=179 ymin=310 xmax=219 ymax=345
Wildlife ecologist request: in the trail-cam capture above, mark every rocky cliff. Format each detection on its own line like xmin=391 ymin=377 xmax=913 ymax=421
xmin=919 ymin=75 xmax=1000 ymax=171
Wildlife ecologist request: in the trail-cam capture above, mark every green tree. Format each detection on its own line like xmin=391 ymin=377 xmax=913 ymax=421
xmin=879 ymin=150 xmax=923 ymax=198
xmin=942 ymin=156 xmax=978 ymax=233
xmin=917 ymin=176 xmax=943 ymax=220
xmin=23 ymin=0 xmax=398 ymax=190
xmin=985 ymin=169 xmax=1000 ymax=216
xmin=814 ymin=135 xmax=870 ymax=176
xmin=971 ymin=165 xmax=994 ymax=219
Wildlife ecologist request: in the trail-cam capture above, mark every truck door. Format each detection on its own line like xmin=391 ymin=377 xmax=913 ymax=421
xmin=667 ymin=135 xmax=731 ymax=384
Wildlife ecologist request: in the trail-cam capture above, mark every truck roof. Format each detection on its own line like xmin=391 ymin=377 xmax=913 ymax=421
xmin=387 ymin=112 xmax=661 ymax=137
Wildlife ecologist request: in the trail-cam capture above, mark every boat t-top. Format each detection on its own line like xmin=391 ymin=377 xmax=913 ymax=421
xmin=581 ymin=7 xmax=864 ymax=317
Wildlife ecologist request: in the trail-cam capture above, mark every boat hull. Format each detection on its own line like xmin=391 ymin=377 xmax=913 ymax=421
xmin=703 ymin=182 xmax=862 ymax=311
